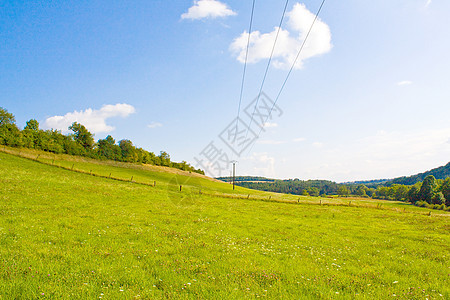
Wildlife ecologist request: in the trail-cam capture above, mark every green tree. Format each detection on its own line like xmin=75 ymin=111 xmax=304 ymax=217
xmin=355 ymin=184 xmax=368 ymax=197
xmin=441 ymin=177 xmax=450 ymax=206
xmin=69 ymin=122 xmax=94 ymax=150
xmin=0 ymin=108 xmax=22 ymax=147
xmin=432 ymin=191 xmax=445 ymax=205
xmin=22 ymin=119 xmax=40 ymax=148
xmin=407 ymin=182 xmax=421 ymax=203
xmin=119 ymin=139 xmax=137 ymax=162
xmin=337 ymin=185 xmax=350 ymax=197
xmin=0 ymin=107 xmax=15 ymax=126
xmin=391 ymin=184 xmax=409 ymax=201
xmin=307 ymin=187 xmax=320 ymax=197
xmin=0 ymin=123 xmax=22 ymax=147
xmin=24 ymin=119 xmax=39 ymax=131
xmin=418 ymin=175 xmax=438 ymax=204
xmin=98 ymin=135 xmax=121 ymax=160
xmin=159 ymin=151 xmax=171 ymax=167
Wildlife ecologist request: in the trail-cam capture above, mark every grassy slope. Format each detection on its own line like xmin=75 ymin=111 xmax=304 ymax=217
xmin=0 ymin=149 xmax=449 ymax=299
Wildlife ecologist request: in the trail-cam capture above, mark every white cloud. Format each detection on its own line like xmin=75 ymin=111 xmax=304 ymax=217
xmin=263 ymin=122 xmax=278 ymax=128
xmin=242 ymin=152 xmax=276 ymax=177
xmin=312 ymin=142 xmax=324 ymax=148
xmin=44 ymin=103 xmax=135 ymax=134
xmin=148 ymin=122 xmax=163 ymax=129
xmin=299 ymin=128 xmax=450 ymax=182
xmin=181 ymin=0 xmax=236 ymax=20
xmin=425 ymin=0 xmax=432 ymax=8
xmin=397 ymin=80 xmax=413 ymax=86
xmin=230 ymin=3 xmax=332 ymax=69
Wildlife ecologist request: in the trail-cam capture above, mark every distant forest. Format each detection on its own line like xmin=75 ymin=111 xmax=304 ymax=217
xmin=223 ymin=170 xmax=450 ymax=211
xmin=0 ymin=107 xmax=204 ymax=174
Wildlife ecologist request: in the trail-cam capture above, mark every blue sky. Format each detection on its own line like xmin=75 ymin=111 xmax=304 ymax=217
xmin=1 ymin=0 xmax=450 ymax=182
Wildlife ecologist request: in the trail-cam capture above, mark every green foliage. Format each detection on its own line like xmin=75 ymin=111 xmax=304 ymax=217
xmin=238 ymin=179 xmax=339 ymax=196
xmin=418 ymin=175 xmax=438 ymax=204
xmin=97 ymin=135 xmax=121 ymax=161
xmin=24 ymin=119 xmax=39 ymax=131
xmin=118 ymin=139 xmax=137 ymax=162
xmin=441 ymin=178 xmax=450 ymax=206
xmin=432 ymin=191 xmax=445 ymax=205
xmin=0 ymin=123 xmax=22 ymax=147
xmin=69 ymin=122 xmax=95 ymax=150
xmin=406 ymin=182 xmax=421 ymax=203
xmin=337 ymin=185 xmax=350 ymax=197
xmin=0 ymin=107 xmax=15 ymax=126
xmin=390 ymin=162 xmax=450 ymax=185
xmin=158 ymin=151 xmax=171 ymax=167
xmin=307 ymin=187 xmax=320 ymax=197
xmin=355 ymin=184 xmax=368 ymax=197
xmin=390 ymin=184 xmax=409 ymax=201
xmin=0 ymin=107 xmax=203 ymax=174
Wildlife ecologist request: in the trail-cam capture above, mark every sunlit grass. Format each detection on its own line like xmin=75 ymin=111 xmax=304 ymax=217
xmin=0 ymin=149 xmax=449 ymax=299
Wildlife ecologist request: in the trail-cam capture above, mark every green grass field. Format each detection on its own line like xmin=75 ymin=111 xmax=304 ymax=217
xmin=0 ymin=148 xmax=449 ymax=299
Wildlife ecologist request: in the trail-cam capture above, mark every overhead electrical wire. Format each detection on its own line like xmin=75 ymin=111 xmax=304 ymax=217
xmin=243 ymin=0 xmax=290 ymax=142
xmin=246 ymin=0 xmax=327 ymax=155
xmin=233 ymin=0 xmax=256 ymax=152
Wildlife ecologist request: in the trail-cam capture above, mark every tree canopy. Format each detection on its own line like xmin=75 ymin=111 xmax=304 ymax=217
xmin=0 ymin=108 xmax=204 ymax=175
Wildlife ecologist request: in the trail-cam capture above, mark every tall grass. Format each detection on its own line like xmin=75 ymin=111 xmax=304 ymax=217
xmin=0 ymin=150 xmax=449 ymax=299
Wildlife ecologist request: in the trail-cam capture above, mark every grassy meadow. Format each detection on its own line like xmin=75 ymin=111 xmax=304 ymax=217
xmin=0 ymin=148 xmax=449 ymax=299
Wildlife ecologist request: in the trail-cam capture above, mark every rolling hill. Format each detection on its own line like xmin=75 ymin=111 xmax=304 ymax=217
xmin=0 ymin=147 xmax=449 ymax=299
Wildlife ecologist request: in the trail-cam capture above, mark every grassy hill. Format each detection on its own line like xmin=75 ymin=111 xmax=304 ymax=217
xmin=0 ymin=147 xmax=449 ymax=299
xmin=389 ymin=162 xmax=450 ymax=185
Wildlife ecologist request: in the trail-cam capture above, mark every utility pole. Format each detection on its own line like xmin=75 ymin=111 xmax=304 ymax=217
xmin=231 ymin=161 xmax=237 ymax=190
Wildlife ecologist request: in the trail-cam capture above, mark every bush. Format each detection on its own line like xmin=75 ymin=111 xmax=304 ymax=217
xmin=415 ymin=200 xmax=428 ymax=208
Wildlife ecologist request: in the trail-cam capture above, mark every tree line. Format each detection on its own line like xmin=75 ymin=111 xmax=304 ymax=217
xmin=0 ymin=107 xmax=204 ymax=174
xmin=237 ymin=176 xmax=450 ymax=211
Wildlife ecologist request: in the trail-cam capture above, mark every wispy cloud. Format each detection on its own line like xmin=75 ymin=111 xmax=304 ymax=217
xmin=147 ymin=122 xmax=163 ymax=129
xmin=263 ymin=122 xmax=278 ymax=128
xmin=397 ymin=80 xmax=413 ymax=86
xmin=242 ymin=152 xmax=276 ymax=177
xmin=44 ymin=103 xmax=135 ymax=134
xmin=181 ymin=0 xmax=236 ymax=20
xmin=425 ymin=0 xmax=432 ymax=8
xmin=230 ymin=3 xmax=332 ymax=69
xmin=312 ymin=142 xmax=324 ymax=148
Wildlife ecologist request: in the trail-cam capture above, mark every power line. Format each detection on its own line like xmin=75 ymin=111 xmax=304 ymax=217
xmin=233 ymin=0 xmax=256 ymax=154
xmin=246 ymin=0 xmax=327 ymax=155
xmin=244 ymin=0 xmax=290 ymax=142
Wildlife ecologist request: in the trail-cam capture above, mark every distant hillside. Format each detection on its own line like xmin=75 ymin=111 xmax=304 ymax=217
xmin=219 ymin=177 xmax=340 ymax=196
xmin=342 ymin=179 xmax=390 ymax=189
xmin=389 ymin=162 xmax=450 ymax=185
xmin=216 ymin=176 xmax=275 ymax=183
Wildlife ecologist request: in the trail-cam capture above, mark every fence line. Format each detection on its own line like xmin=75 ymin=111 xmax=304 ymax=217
xmin=1 ymin=147 xmax=446 ymax=217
